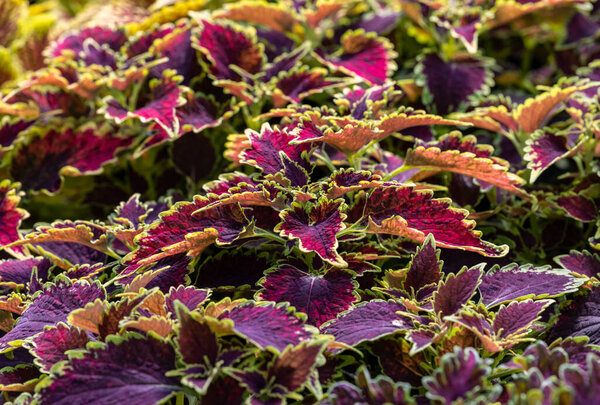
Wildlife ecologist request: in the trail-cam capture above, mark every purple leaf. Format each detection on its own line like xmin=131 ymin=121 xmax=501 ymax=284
xmin=240 ymin=123 xmax=312 ymax=176
xmin=560 ymin=355 xmax=600 ymax=403
xmin=555 ymin=250 xmax=600 ymax=278
xmin=423 ymin=347 xmax=491 ymax=403
xmin=314 ymin=30 xmax=396 ymax=85
xmin=38 ymin=333 xmax=181 ymax=405
xmin=0 ymin=278 xmax=104 ymax=352
xmin=321 ymin=300 xmax=414 ymax=347
xmin=29 ymin=323 xmax=89 ymax=372
xmin=524 ymin=127 xmax=583 ymax=182
xmin=276 ymin=199 xmax=346 ymax=267
xmin=0 ymin=257 xmax=50 ymax=289
xmin=165 ymin=285 xmax=210 ymax=316
xmin=549 ymin=285 xmax=600 ymax=344
xmin=9 ymin=122 xmax=133 ymax=192
xmin=0 ymin=181 xmax=28 ymax=258
xmin=220 ymin=302 xmax=315 ymax=352
xmin=271 ymin=68 xmax=342 ymax=106
xmin=419 ymin=53 xmax=491 ymax=114
xmin=479 ymin=264 xmax=583 ymax=308
xmin=148 ymin=25 xmax=201 ymax=83
xmin=47 ymin=26 xmax=126 ymax=58
xmin=433 ymin=265 xmax=482 ymax=319
xmin=555 ymin=194 xmax=598 ymax=222
xmin=493 ymin=299 xmax=553 ymax=339
xmin=258 ymin=265 xmax=357 ymax=327
xmin=404 ymin=234 xmax=443 ymax=294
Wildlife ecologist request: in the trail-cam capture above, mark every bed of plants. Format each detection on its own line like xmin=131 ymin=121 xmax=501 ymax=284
xmin=1 ymin=0 xmax=600 ymax=403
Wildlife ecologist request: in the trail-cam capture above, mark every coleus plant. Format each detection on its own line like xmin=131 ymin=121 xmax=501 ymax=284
xmin=0 ymin=0 xmax=599 ymax=403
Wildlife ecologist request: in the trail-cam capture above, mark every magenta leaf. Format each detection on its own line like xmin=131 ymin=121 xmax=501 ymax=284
xmin=165 ymin=285 xmax=210 ymax=316
xmin=479 ymin=264 xmax=584 ymax=308
xmin=314 ymin=30 xmax=396 ymax=85
xmin=0 ymin=278 xmax=104 ymax=352
xmin=9 ymin=122 xmax=133 ymax=192
xmin=102 ymin=70 xmax=185 ymax=136
xmin=271 ymin=68 xmax=343 ymax=106
xmin=0 ymin=181 xmax=28 ymax=258
xmin=37 ymin=333 xmax=181 ymax=405
xmin=423 ymin=347 xmax=492 ymax=403
xmin=28 ymin=323 xmax=89 ymax=373
xmin=240 ymin=123 xmax=312 ymax=176
xmin=555 ymin=194 xmax=598 ymax=222
xmin=362 ymin=187 xmax=508 ymax=257
xmin=433 ymin=265 xmax=482 ymax=319
xmin=524 ymin=128 xmax=583 ymax=182
xmin=258 ymin=265 xmax=357 ymax=327
xmin=276 ymin=198 xmax=347 ymax=267
xmin=419 ymin=53 xmax=491 ymax=114
xmin=555 ymin=250 xmax=600 ymax=278
xmin=220 ymin=302 xmax=315 ymax=352
xmin=321 ymin=300 xmax=414 ymax=347
xmin=193 ymin=20 xmax=264 ymax=81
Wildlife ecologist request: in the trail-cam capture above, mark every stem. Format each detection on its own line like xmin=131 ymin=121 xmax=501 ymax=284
xmin=253 ymin=229 xmax=288 ymax=244
xmin=384 ymin=164 xmax=416 ymax=181
xmin=128 ymin=79 xmax=144 ymax=111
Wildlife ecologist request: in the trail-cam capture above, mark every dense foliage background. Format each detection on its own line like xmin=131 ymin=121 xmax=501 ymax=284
xmin=1 ymin=0 xmax=600 ymax=403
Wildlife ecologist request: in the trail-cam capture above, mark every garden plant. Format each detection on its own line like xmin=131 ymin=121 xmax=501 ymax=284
xmin=1 ymin=0 xmax=600 ymax=403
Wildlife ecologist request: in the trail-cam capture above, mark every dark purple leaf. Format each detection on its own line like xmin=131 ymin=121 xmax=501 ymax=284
xmin=549 ymin=285 xmax=600 ymax=344
xmin=555 ymin=194 xmax=598 ymax=222
xmin=259 ymin=265 xmax=357 ymax=327
xmin=493 ymin=299 xmax=553 ymax=339
xmin=165 ymin=285 xmax=210 ymax=316
xmin=38 ymin=333 xmax=181 ymax=405
xmin=404 ymin=234 xmax=443 ymax=294
xmin=0 ymin=257 xmax=50 ymax=289
xmin=419 ymin=53 xmax=491 ymax=114
xmin=433 ymin=265 xmax=482 ymax=319
xmin=29 ymin=323 xmax=89 ymax=372
xmin=176 ymin=303 xmax=219 ymax=366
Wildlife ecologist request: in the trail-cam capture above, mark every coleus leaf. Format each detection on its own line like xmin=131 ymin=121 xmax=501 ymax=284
xmin=9 ymin=220 xmax=111 ymax=264
xmin=193 ymin=19 xmax=264 ymax=81
xmin=258 ymin=265 xmax=357 ymax=327
xmin=102 ymin=70 xmax=186 ymax=136
xmin=479 ymin=264 xmax=584 ymax=308
xmin=376 ymin=107 xmax=470 ymax=138
xmin=176 ymin=92 xmax=233 ymax=134
xmin=314 ymin=30 xmax=396 ymax=85
xmin=549 ymin=285 xmax=600 ymax=344
xmin=240 ymin=123 xmax=313 ymax=176
xmin=404 ymin=132 xmax=527 ymax=196
xmin=422 ymin=346 xmax=492 ymax=403
xmin=418 ymin=53 xmax=491 ymax=114
xmin=276 ymin=198 xmax=347 ymax=267
xmin=37 ymin=333 xmax=181 ymax=405
xmin=0 ymin=364 xmax=41 ymax=391
xmin=560 ymin=354 xmax=600 ymax=403
xmin=46 ymin=26 xmax=127 ymax=59
xmin=321 ymin=300 xmax=415 ymax=347
xmin=404 ymin=234 xmax=443 ymax=294
xmin=175 ymin=303 xmax=219 ymax=367
xmin=270 ymin=67 xmax=344 ymax=107
xmin=323 ymin=366 xmax=414 ymax=405
xmin=334 ymin=83 xmax=402 ymax=120
xmin=8 ymin=121 xmax=133 ymax=193
xmin=0 ymin=277 xmax=104 ymax=352
xmin=28 ymin=323 xmax=89 ymax=373
xmin=119 ymin=254 xmax=194 ymax=293
xmin=555 ymin=250 xmax=600 ymax=278
xmin=0 ymin=257 xmax=50 ymax=289
xmin=165 ymin=285 xmax=210 ymax=316
xmin=555 ymin=193 xmax=598 ymax=222
xmin=0 ymin=181 xmax=28 ymax=258
xmin=433 ymin=265 xmax=482 ymax=319
xmin=148 ymin=24 xmax=201 ymax=82
xmin=216 ymin=301 xmax=315 ymax=353
xmin=213 ymin=1 xmax=299 ymax=33
xmin=524 ymin=127 xmax=584 ymax=182
xmin=123 ymin=196 xmax=252 ymax=269
xmin=493 ymin=299 xmax=554 ymax=340
xmin=362 ymin=187 xmax=508 ymax=257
